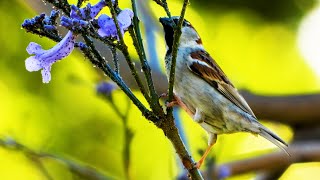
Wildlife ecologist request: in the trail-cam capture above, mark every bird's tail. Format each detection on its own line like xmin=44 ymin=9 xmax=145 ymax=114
xmin=258 ymin=126 xmax=290 ymax=156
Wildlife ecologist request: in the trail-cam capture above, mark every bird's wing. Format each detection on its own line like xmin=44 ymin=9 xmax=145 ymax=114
xmin=187 ymin=50 xmax=256 ymax=118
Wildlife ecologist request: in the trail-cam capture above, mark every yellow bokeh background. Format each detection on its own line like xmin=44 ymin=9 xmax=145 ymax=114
xmin=0 ymin=0 xmax=319 ymax=179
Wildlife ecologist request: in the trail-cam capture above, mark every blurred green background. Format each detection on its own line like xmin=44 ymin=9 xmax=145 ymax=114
xmin=0 ymin=0 xmax=320 ymax=179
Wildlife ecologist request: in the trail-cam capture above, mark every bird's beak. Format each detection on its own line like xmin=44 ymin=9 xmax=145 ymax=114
xmin=159 ymin=17 xmax=172 ymax=27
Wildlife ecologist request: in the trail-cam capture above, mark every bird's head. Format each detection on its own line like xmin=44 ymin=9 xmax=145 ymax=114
xmin=159 ymin=16 xmax=202 ymax=53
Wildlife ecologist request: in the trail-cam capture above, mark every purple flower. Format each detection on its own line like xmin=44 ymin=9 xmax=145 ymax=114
xmin=70 ymin=0 xmax=107 ymax=20
xmin=62 ymin=1 xmax=107 ymax=32
xmin=25 ymin=31 xmax=76 ymax=83
xmin=218 ymin=165 xmax=231 ymax=179
xmin=61 ymin=16 xmax=88 ymax=31
xmin=96 ymin=81 xmax=117 ymax=96
xmin=97 ymin=9 xmax=134 ymax=39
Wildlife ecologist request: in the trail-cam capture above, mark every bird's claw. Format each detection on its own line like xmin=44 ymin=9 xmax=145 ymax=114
xmin=166 ymin=101 xmax=178 ymax=108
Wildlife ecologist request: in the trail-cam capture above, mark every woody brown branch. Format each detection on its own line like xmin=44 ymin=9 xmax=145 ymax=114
xmin=210 ymin=142 xmax=320 ymax=179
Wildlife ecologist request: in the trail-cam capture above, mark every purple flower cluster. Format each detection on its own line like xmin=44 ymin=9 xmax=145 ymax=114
xmin=22 ymin=10 xmax=59 ymax=33
xmin=61 ymin=1 xmax=107 ymax=31
xmin=24 ymin=0 xmax=133 ymax=83
xmin=70 ymin=1 xmax=107 ymax=20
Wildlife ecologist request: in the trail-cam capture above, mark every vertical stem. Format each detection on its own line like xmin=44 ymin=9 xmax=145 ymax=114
xmin=111 ymin=46 xmax=120 ymax=74
xmin=123 ymin=127 xmax=133 ymax=180
xmin=160 ymin=116 xmax=204 ymax=180
xmin=161 ymin=0 xmax=172 ymax=18
xmin=108 ymin=97 xmax=132 ymax=180
xmin=130 ymin=0 xmax=162 ymax=113
xmin=167 ymin=0 xmax=189 ymax=114
xmin=160 ymin=1 xmax=203 ymax=178
xmin=108 ymin=2 xmax=153 ymax=105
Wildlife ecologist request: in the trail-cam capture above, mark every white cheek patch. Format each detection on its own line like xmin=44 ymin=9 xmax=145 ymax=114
xmin=180 ymin=27 xmax=203 ymax=47
xmin=187 ymin=58 xmax=213 ymax=70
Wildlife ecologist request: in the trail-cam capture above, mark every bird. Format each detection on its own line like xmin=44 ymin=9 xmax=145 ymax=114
xmin=159 ymin=16 xmax=289 ymax=168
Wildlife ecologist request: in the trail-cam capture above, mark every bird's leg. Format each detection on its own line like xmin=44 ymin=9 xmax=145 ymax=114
xmin=195 ymin=133 xmax=217 ymax=169
xmin=161 ymin=93 xmax=194 ymax=117
xmin=160 ymin=92 xmax=178 ymax=107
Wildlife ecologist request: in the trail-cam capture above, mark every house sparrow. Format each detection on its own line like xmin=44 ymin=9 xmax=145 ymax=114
xmin=159 ymin=17 xmax=289 ymax=168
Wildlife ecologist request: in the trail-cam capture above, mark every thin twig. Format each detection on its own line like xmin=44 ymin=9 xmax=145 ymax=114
xmin=107 ymin=1 xmax=152 ymax=105
xmin=153 ymin=0 xmax=171 ymax=18
xmin=0 ymin=138 xmax=110 ymax=180
xmin=167 ymin=0 xmax=189 ymax=115
xmin=130 ymin=0 xmax=161 ymax=112
xmin=77 ymin=0 xmax=85 ymax=7
xmin=28 ymin=156 xmax=54 ymax=180
xmin=106 ymin=97 xmax=133 ymax=180
xmin=111 ymin=46 xmax=120 ymax=74
xmin=46 ymin=0 xmax=70 ymax=15
xmin=137 ymin=0 xmax=161 ymax=72
xmin=82 ymin=34 xmax=158 ymax=122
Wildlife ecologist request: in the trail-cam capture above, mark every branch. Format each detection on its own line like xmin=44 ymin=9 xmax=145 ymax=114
xmin=0 ymin=138 xmax=111 ymax=180
xmin=130 ymin=0 xmax=161 ymax=112
xmin=153 ymin=0 xmax=171 ymax=18
xmin=159 ymin=116 xmax=204 ymax=180
xmin=151 ymin=0 xmax=204 ymax=179
xmin=106 ymin=97 xmax=133 ymax=180
xmin=240 ymin=91 xmax=320 ymax=126
xmin=255 ymin=166 xmax=290 ymax=180
xmin=167 ymin=0 xmax=189 ymax=116
xmin=210 ymin=142 xmax=320 ymax=179
xmin=107 ymin=1 xmax=152 ymax=105
xmin=81 ymin=33 xmax=158 ymax=122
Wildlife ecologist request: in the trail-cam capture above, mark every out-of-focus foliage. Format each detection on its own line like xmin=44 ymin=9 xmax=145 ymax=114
xmin=0 ymin=0 xmax=319 ymax=179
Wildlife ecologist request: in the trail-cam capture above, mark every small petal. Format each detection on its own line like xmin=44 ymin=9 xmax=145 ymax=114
xmin=26 ymin=42 xmax=44 ymax=55
xmin=70 ymin=5 xmax=82 ymax=19
xmin=61 ymin=16 xmax=75 ymax=29
xmin=89 ymin=0 xmax=107 ymax=19
xmin=22 ymin=19 xmax=35 ymax=27
xmin=118 ymin=9 xmax=134 ymax=29
xmin=41 ymin=66 xmax=51 ymax=83
xmin=44 ymin=25 xmax=56 ymax=31
xmin=50 ymin=10 xmax=59 ymax=19
xmin=98 ymin=14 xmax=118 ymax=38
xmin=77 ymin=42 xmax=88 ymax=50
xmin=98 ymin=14 xmax=112 ymax=25
xmin=25 ymin=56 xmax=41 ymax=71
xmin=97 ymin=9 xmax=133 ymax=39
xmin=72 ymin=19 xmax=88 ymax=28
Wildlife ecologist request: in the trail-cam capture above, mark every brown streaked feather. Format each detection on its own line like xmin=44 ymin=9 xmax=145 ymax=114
xmin=189 ymin=50 xmax=256 ymax=118
xmin=196 ymin=38 xmax=202 ymax=45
